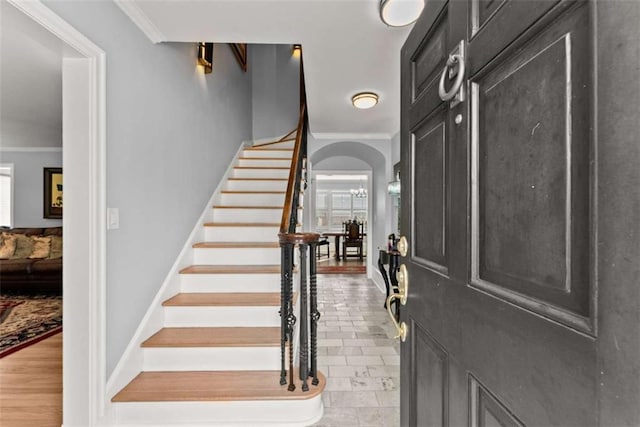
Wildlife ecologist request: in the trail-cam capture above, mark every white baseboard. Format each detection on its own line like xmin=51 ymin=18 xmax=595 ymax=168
xmin=371 ymin=269 xmax=387 ymax=295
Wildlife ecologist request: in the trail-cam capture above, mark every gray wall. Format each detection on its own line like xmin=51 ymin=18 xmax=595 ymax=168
xmin=314 ymin=156 xmax=370 ymax=170
xmin=0 ymin=150 xmax=63 ymax=227
xmin=1 ymin=121 xmax=62 ymax=148
xmin=43 ymin=1 xmax=253 ymax=375
xmin=252 ymin=44 xmax=299 ymax=140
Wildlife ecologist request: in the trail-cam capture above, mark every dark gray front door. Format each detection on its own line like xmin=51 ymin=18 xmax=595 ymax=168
xmin=398 ymin=1 xmax=639 ymax=425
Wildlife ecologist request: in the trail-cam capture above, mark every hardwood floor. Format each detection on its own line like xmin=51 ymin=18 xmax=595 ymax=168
xmin=0 ymin=333 xmax=62 ymax=427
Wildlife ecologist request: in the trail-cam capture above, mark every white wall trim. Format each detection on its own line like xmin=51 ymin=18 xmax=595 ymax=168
xmin=0 ymin=163 xmax=15 ymax=228
xmin=104 ymin=141 xmax=248 ymax=416
xmin=0 ymin=147 xmax=63 ymax=152
xmin=371 ymin=268 xmax=387 ymax=295
xmin=113 ymin=0 xmax=166 ymax=43
xmin=6 ymin=2 xmax=107 ymax=426
xmin=311 ymin=132 xmax=393 ymax=141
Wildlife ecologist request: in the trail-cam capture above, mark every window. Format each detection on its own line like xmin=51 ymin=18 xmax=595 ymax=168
xmin=0 ymin=164 xmax=14 ymax=228
xmin=315 ymin=189 xmax=368 ymax=232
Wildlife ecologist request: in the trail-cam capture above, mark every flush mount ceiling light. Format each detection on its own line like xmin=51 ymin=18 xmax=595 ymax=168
xmin=379 ymin=0 xmax=425 ymax=27
xmin=352 ymin=92 xmax=379 ymax=109
xmin=292 ymin=44 xmax=302 ymax=56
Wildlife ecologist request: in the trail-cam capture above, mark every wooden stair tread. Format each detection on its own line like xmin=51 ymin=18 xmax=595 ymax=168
xmin=163 ymin=292 xmax=281 ymax=307
xmin=142 ymin=327 xmax=280 ymax=348
xmin=221 ymin=191 xmax=286 ymax=194
xmin=227 ymin=177 xmax=288 ymax=181
xmin=233 ymin=166 xmax=289 ymax=170
xmin=213 ymin=205 xmax=283 ymax=209
xmin=238 ymin=157 xmax=292 ymax=161
xmin=245 ymin=147 xmax=294 ymax=152
xmin=112 ymin=370 xmax=325 ymax=402
xmin=180 ymin=265 xmax=281 ymax=274
xmin=203 ymin=222 xmax=280 ymax=227
xmin=193 ymin=241 xmax=279 ymax=248
xmin=193 ymin=242 xmax=280 ymax=248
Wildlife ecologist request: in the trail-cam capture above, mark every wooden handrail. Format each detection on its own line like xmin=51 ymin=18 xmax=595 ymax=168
xmin=278 ymin=128 xmax=297 ymax=142
xmin=279 ymin=103 xmax=307 ymax=234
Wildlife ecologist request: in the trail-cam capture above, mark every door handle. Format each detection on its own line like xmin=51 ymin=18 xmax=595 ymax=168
xmin=387 ymin=264 xmax=409 ymax=341
xmin=386 ymin=293 xmax=408 ymax=342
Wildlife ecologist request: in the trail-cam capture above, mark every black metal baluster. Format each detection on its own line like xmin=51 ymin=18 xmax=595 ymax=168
xmin=309 ymin=241 xmax=320 ymax=386
xmin=299 ymin=243 xmax=309 ymax=392
xmin=285 ymin=243 xmax=296 ymax=392
xmin=279 ymin=243 xmax=290 ymax=385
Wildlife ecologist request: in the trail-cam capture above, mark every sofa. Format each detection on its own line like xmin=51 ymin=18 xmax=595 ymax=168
xmin=0 ymin=227 xmax=62 ymax=294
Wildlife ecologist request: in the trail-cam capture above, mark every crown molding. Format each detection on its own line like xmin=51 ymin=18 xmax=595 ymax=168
xmin=114 ymin=0 xmax=166 ymax=43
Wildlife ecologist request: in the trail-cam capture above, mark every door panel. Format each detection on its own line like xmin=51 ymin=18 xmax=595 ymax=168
xmin=400 ymin=0 xmax=639 ymax=426
xmin=412 ymin=106 xmax=448 ymax=273
xmin=469 ymin=376 xmax=524 ymax=427
xmin=409 ymin=7 xmax=449 ymax=126
xmin=412 ymin=10 xmax=448 ymax=104
xmin=411 ymin=321 xmax=449 ymax=427
xmin=470 ymin=2 xmax=593 ymax=332
xmin=468 ymin=1 xmax=560 ymax=71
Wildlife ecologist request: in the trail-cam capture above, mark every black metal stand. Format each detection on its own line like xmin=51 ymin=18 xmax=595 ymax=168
xmin=378 ymin=249 xmax=400 ymax=319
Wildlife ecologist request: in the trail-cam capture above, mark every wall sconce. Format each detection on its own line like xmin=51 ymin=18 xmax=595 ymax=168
xmin=379 ymin=0 xmax=425 ymax=27
xmin=292 ymin=44 xmax=302 ymax=57
xmin=197 ymin=42 xmax=214 ymax=74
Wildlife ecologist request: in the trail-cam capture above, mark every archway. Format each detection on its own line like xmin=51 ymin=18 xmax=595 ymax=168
xmin=308 ymin=142 xmax=387 ymax=286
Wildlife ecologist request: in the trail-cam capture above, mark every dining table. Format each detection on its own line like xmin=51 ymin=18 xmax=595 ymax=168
xmin=320 ymin=231 xmax=367 ymax=260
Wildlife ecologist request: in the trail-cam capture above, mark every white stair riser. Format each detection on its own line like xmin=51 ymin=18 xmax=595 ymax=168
xmin=113 ymin=397 xmax=323 ymax=426
xmin=204 ymin=226 xmax=279 ymax=242
xmin=232 ymin=168 xmax=289 ymax=179
xmin=213 ymin=208 xmax=281 ymax=223
xmin=219 ymin=193 xmax=285 ymax=206
xmin=180 ymin=274 xmax=281 ymax=293
xmin=238 ymin=158 xmax=292 ymax=168
xmin=193 ymin=247 xmax=280 ymax=265
xmin=142 ymin=347 xmax=282 ymax=371
xmin=242 ymin=149 xmax=293 ymax=159
xmin=225 ymin=180 xmax=287 ymax=191
xmin=164 ymin=306 xmax=280 ymax=327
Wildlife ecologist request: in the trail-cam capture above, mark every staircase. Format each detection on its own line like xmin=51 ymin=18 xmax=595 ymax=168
xmin=110 ymin=138 xmax=325 ymax=426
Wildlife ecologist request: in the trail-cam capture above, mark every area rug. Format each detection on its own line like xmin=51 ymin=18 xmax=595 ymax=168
xmin=317 ymin=265 xmax=366 ymax=274
xmin=0 ymin=294 xmax=62 ymax=358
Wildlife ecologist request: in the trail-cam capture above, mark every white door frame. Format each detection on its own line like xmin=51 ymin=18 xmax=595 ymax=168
xmin=7 ymin=2 xmax=107 ymax=425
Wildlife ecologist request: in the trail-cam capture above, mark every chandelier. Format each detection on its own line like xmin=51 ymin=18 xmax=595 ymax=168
xmin=350 ymin=185 xmax=367 ymax=198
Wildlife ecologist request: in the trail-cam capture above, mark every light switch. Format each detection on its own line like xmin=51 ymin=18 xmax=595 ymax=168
xmin=107 ymin=208 xmax=119 ymax=230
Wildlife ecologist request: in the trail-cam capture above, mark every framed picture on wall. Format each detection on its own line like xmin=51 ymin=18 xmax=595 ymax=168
xmin=43 ymin=167 xmax=62 ymax=219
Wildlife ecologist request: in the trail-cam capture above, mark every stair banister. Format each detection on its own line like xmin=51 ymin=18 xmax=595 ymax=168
xmin=278 ymin=52 xmax=320 ymax=392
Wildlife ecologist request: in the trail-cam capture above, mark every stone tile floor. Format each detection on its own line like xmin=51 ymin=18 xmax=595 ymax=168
xmin=312 ymin=274 xmax=400 ymax=427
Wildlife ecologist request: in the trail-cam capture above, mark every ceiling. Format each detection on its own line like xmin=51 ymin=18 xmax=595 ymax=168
xmin=115 ymin=0 xmax=415 ymax=140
